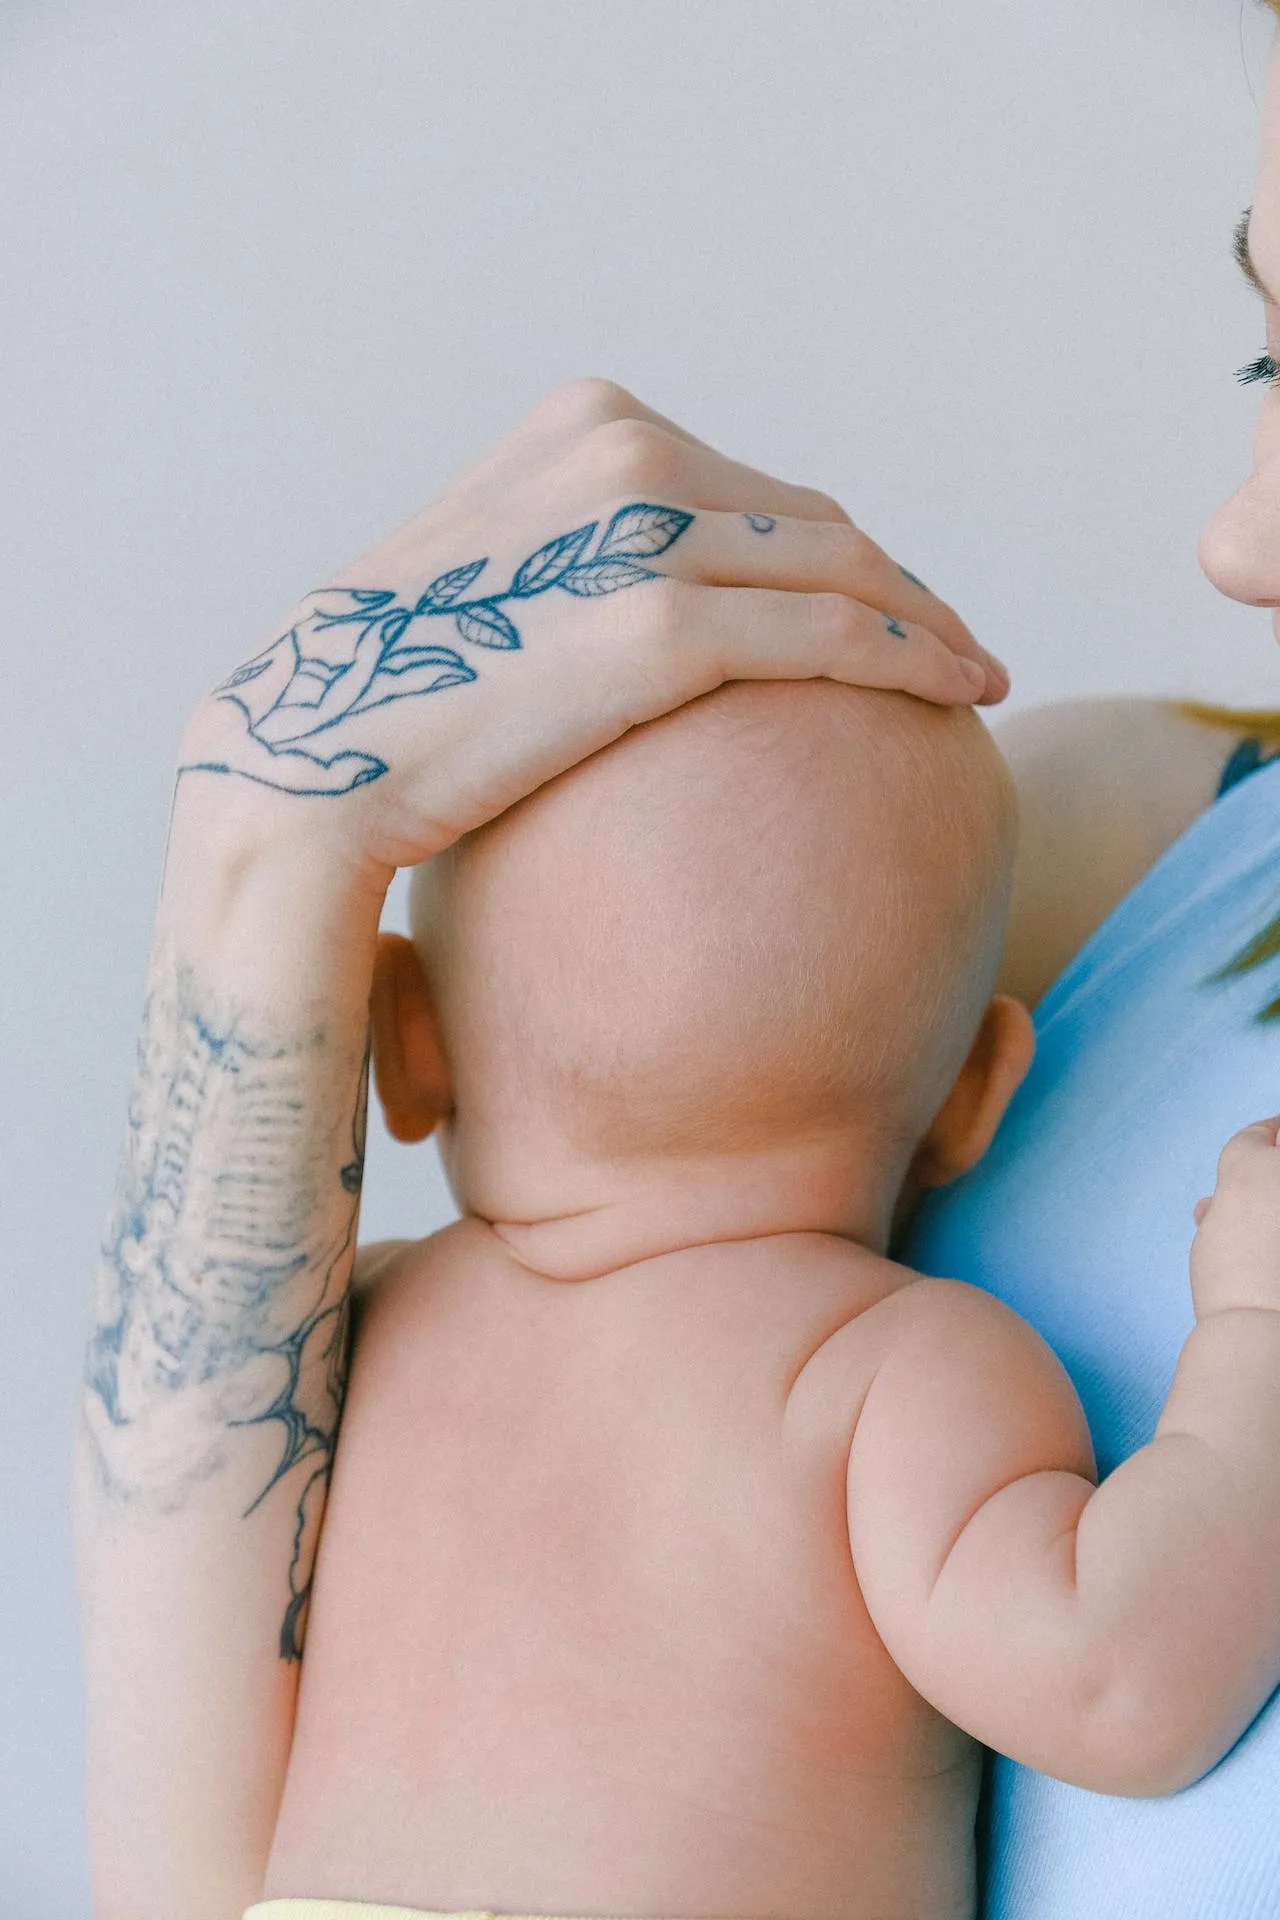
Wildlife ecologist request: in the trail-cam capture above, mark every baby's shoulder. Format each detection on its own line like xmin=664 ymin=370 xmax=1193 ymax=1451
xmin=845 ymin=1262 xmax=1059 ymax=1368
xmin=350 ymin=1235 xmax=423 ymax=1296
xmin=785 ymin=1250 xmax=1040 ymax=1409
xmin=767 ymin=1235 xmax=993 ymax=1326
xmin=347 ymin=1218 xmax=488 ymax=1320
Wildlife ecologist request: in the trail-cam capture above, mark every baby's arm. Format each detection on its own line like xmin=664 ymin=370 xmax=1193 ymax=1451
xmin=846 ymin=1118 xmax=1280 ymax=1797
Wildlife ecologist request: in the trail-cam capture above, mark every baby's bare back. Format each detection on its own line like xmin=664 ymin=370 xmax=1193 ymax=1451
xmin=263 ymin=1216 xmax=980 ymax=1919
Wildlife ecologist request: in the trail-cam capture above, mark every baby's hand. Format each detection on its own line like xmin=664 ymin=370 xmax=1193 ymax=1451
xmin=1190 ymin=1116 xmax=1280 ymax=1319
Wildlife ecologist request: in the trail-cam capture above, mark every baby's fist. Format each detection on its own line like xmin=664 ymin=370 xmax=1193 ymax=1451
xmin=1190 ymin=1117 xmax=1280 ymax=1319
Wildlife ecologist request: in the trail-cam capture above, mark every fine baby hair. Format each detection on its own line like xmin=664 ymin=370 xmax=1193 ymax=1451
xmin=408 ymin=680 xmax=1017 ymax=1174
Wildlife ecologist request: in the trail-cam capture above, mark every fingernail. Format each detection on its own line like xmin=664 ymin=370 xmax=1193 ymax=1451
xmin=960 ymin=660 xmax=986 ymax=690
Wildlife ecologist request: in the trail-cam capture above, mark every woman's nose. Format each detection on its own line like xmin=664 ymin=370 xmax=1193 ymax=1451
xmin=1198 ymin=463 xmax=1280 ymax=608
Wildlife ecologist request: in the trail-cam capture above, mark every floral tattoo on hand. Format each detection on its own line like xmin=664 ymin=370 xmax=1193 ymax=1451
xmin=182 ymin=501 xmax=696 ymax=797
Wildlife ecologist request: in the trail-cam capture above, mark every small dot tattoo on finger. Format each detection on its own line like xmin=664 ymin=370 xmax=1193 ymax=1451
xmin=744 ymin=513 xmax=777 ymax=534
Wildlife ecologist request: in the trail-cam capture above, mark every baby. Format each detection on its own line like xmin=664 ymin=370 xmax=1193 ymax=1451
xmin=257 ymin=680 xmax=1280 ymax=1920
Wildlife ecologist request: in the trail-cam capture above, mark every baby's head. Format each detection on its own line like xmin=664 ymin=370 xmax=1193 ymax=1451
xmin=383 ymin=680 xmax=1025 ymax=1236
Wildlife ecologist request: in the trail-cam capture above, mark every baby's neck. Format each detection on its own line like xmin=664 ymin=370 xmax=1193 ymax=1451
xmin=471 ymin=1130 xmax=909 ymax=1282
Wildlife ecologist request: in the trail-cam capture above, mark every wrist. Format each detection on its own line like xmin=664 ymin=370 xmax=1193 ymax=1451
xmin=155 ymin=749 xmax=390 ymax=1020
xmin=175 ymin=701 xmax=398 ymax=881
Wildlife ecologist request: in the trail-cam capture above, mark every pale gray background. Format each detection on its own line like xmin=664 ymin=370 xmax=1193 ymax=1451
xmin=3 ymin=0 xmax=1278 ymax=1910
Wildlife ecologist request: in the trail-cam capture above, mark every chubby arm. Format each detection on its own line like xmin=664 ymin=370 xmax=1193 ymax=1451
xmin=994 ymin=697 xmax=1253 ymax=1007
xmin=846 ymin=1274 xmax=1280 ymax=1798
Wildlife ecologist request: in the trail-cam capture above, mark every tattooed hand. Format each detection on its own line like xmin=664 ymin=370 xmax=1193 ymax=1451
xmin=179 ymin=379 xmax=1007 ymax=875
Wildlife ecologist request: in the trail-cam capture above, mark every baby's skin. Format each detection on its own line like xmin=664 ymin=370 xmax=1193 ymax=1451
xmin=261 ymin=684 xmax=1280 ymax=1920
xmin=268 ymin=1220 xmax=987 ymax=1919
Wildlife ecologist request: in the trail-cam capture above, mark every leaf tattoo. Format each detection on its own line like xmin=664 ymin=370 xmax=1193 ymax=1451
xmin=454 ymin=603 xmax=522 ymax=649
xmin=596 ymin=502 xmax=693 ymax=558
xmin=182 ymin=501 xmax=695 ymax=797
xmin=508 ymin=522 xmax=598 ymax=597
xmin=560 ymin=558 xmax=658 ymax=596
xmin=414 ymin=560 xmax=488 ymax=611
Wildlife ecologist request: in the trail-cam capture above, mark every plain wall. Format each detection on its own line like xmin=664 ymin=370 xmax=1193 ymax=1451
xmin=3 ymin=1 xmax=1278 ymax=1910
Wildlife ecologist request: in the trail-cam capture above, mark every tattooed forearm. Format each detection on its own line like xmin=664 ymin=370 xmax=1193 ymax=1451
xmin=181 ymin=501 xmax=696 ymax=798
xmin=81 ymin=946 xmax=369 ymax=1655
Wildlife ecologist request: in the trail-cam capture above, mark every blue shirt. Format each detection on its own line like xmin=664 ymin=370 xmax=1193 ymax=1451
xmin=905 ymin=748 xmax=1280 ymax=1919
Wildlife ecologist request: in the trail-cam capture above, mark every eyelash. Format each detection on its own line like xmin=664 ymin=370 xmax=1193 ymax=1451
xmin=1237 ymin=352 xmax=1280 ymax=387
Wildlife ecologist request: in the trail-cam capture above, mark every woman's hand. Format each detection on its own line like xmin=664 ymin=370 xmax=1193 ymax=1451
xmin=178 ymin=378 xmax=1007 ymax=880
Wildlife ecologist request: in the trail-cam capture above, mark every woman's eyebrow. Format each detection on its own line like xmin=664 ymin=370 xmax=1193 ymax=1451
xmin=1234 ymin=205 xmax=1278 ymax=302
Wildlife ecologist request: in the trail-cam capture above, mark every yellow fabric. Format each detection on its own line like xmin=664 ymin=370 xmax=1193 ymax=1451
xmin=244 ymin=1906 xmax=614 ymax=1920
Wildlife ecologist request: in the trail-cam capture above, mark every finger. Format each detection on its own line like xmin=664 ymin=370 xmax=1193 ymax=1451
xmin=594 ymin=414 xmax=859 ymax=524
xmin=578 ymin=420 xmax=868 ymax=531
xmin=536 ymin=383 xmax=851 ymax=516
xmin=656 ymin=579 xmax=989 ymax=707
xmin=656 ymin=506 xmax=1008 ymax=704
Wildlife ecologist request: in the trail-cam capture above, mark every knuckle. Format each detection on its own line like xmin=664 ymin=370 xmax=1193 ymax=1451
xmin=583 ymin=416 xmax=678 ymax=489
xmin=903 ymin=641 xmax=949 ymax=696
xmin=803 ymin=487 xmax=853 ymax=524
xmin=592 ymin=567 xmax=684 ymax=644
xmin=810 ymin=590 xmax=862 ymax=640
xmin=821 ymin=519 xmax=874 ymax=570
xmin=600 ymin=576 xmax=704 ymax=691
xmin=542 ymin=376 xmax=638 ymax=433
xmin=1217 ymin=1131 xmax=1275 ymax=1189
xmin=631 ymin=575 xmax=701 ymax=673
xmin=636 ymin=570 xmax=687 ymax=643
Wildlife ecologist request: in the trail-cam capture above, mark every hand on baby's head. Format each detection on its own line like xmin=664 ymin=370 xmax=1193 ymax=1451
xmin=401 ymin=681 xmax=1019 ymax=1204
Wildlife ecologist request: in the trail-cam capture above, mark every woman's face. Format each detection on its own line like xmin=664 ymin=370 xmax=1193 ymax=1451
xmin=1199 ymin=34 xmax=1280 ymax=631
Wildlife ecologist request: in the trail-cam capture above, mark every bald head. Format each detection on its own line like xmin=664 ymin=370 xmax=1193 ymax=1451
xmin=411 ymin=681 xmax=1016 ymax=1167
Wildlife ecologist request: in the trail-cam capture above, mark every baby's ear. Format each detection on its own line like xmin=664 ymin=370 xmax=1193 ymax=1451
xmin=912 ymin=995 xmax=1035 ymax=1188
xmin=369 ymin=932 xmax=453 ymax=1143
